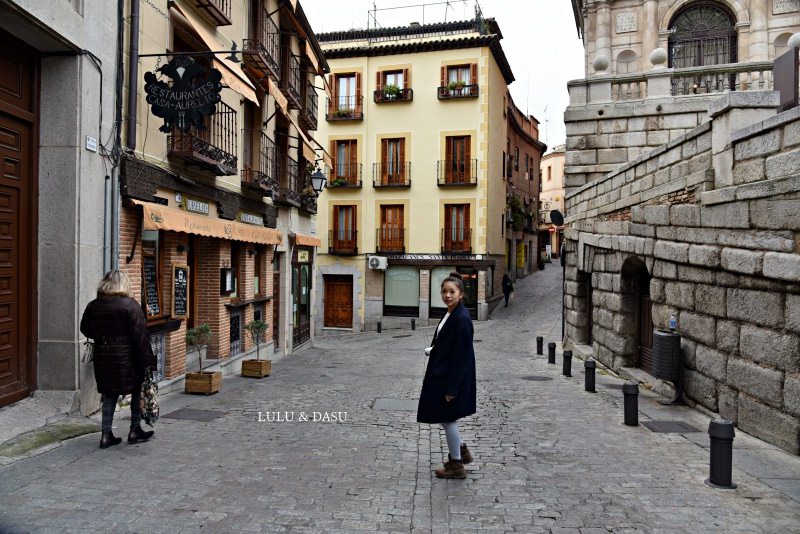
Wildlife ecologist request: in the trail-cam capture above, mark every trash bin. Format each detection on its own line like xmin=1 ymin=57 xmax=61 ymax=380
xmin=652 ymin=329 xmax=683 ymax=404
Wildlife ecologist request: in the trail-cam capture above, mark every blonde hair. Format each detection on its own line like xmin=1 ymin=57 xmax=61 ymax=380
xmin=97 ymin=270 xmax=132 ymax=299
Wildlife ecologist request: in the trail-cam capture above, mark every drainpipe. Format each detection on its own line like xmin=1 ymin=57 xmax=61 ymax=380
xmin=126 ymin=0 xmax=140 ymax=151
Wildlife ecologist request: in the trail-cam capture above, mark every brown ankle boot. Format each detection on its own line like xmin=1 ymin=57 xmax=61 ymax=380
xmin=460 ymin=443 xmax=473 ymax=464
xmin=99 ymin=431 xmax=122 ymax=449
xmin=127 ymin=425 xmax=154 ymax=444
xmin=435 ymin=458 xmax=466 ymax=479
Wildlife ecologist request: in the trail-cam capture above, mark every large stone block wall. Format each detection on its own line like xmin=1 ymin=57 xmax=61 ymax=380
xmin=564 ymin=99 xmax=800 ymax=454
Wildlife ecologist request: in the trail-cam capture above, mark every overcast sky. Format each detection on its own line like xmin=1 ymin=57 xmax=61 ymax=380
xmin=301 ymin=0 xmax=585 ymax=151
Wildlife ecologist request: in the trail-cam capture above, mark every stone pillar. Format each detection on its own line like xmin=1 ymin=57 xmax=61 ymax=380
xmin=419 ymin=269 xmax=430 ymax=321
xmin=594 ymin=0 xmax=612 ymax=74
xmin=748 ymin=2 xmax=768 ymax=62
xmin=642 ymin=0 xmax=658 ymax=62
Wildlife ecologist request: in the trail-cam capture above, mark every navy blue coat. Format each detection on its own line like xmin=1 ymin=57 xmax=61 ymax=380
xmin=417 ymin=302 xmax=477 ymax=424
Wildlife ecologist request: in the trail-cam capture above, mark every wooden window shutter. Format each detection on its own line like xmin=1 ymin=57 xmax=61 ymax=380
xmin=465 ymin=204 xmax=470 ymax=228
xmin=355 ymin=72 xmax=362 ymax=101
xmin=464 ymin=136 xmax=471 ymax=162
xmin=376 ymin=71 xmax=382 ymax=91
xmin=440 ymin=66 xmax=446 ymax=87
xmin=330 ymin=141 xmax=336 ymax=172
xmin=399 ymin=138 xmax=406 ymax=171
xmin=328 ymin=74 xmax=336 ymax=113
xmin=402 ymin=68 xmax=409 ymax=88
xmin=333 ymin=205 xmax=340 ymax=236
xmin=349 ymin=140 xmax=358 ymax=178
xmin=445 ymin=137 xmax=453 ymax=162
xmin=470 ymin=63 xmax=477 ymax=85
xmin=381 ymin=139 xmax=388 ymax=180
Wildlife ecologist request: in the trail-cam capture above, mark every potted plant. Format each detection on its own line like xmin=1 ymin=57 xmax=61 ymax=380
xmin=331 ymin=178 xmax=347 ymax=187
xmin=184 ymin=324 xmax=221 ymax=395
xmin=242 ymin=319 xmax=271 ymax=378
xmin=447 ymin=80 xmax=466 ymax=92
xmin=333 ymin=108 xmax=350 ymax=118
xmin=383 ymin=83 xmax=400 ymax=100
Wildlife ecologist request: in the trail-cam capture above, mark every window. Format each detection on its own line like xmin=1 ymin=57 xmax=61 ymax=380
xmin=383 ymin=70 xmax=405 ymax=89
xmin=514 ymin=147 xmax=519 ymax=170
xmin=331 ymin=139 xmax=358 ymax=183
xmin=439 ymin=64 xmax=478 ymax=98
xmin=379 ymin=205 xmax=404 ymax=252
xmin=444 ymin=135 xmax=471 ymax=183
xmin=547 ymin=167 xmax=552 ymax=181
xmin=380 ymin=138 xmax=406 ymax=185
xmin=328 ymin=72 xmax=362 ymax=118
xmin=375 ymin=69 xmax=412 ymax=102
xmin=502 ymin=151 xmax=506 ymax=179
xmin=384 ymin=266 xmax=420 ymax=317
xmin=444 ymin=204 xmax=470 ymax=253
xmin=332 ymin=205 xmax=357 ymax=254
xmin=337 ymin=74 xmax=357 ymax=111
xmin=668 ymin=2 xmax=736 ymax=69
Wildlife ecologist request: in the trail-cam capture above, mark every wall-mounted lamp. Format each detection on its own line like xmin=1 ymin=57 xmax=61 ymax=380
xmin=310 ymin=168 xmax=327 ymax=196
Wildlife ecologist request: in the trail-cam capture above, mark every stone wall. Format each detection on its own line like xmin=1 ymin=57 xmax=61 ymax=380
xmin=564 ymin=92 xmax=800 ymax=454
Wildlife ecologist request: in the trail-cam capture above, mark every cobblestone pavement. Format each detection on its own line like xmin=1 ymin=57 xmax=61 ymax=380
xmin=1 ymin=264 xmax=800 ymax=533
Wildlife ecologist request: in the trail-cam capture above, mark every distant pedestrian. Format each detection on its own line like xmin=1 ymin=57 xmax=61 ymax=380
xmin=417 ymin=272 xmax=477 ymax=479
xmin=502 ymin=273 xmax=514 ymax=307
xmin=80 ymin=270 xmax=156 ymax=449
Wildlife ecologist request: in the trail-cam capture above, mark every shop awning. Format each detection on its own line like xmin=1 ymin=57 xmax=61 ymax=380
xmin=170 ymin=4 xmax=259 ymax=105
xmin=131 ymin=199 xmax=282 ymax=245
xmin=293 ymin=233 xmax=321 ymax=247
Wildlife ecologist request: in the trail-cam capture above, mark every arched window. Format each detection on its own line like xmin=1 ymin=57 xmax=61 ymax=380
xmin=616 ymin=49 xmax=639 ymax=74
xmin=668 ymin=1 xmax=737 ymax=69
xmin=774 ymin=33 xmax=792 ymax=58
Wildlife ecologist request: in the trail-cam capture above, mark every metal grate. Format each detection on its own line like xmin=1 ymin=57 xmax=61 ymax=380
xmin=230 ymin=310 xmax=241 ymax=356
xmin=521 ymin=376 xmax=553 ymax=381
xmin=643 ymin=421 xmax=701 ymax=433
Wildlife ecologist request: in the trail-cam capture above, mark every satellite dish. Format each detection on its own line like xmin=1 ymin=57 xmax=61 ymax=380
xmin=550 ymin=210 xmax=564 ymax=226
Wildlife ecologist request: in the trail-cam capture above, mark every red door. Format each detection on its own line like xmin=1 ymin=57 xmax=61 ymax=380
xmin=324 ymin=276 xmax=352 ymax=328
xmin=0 ymin=34 xmax=36 ymax=407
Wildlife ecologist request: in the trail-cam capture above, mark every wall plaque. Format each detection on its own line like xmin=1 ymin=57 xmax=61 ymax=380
xmin=774 ymin=0 xmax=800 ymax=14
xmin=297 ymin=250 xmax=310 ymax=263
xmin=185 ymin=198 xmax=210 ymax=215
xmin=238 ymin=211 xmax=264 ymax=226
xmin=616 ymin=12 xmax=637 ymax=33
xmin=172 ymin=264 xmax=190 ymax=319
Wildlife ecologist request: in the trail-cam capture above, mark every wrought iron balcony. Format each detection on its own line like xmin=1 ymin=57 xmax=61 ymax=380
xmin=167 ymin=101 xmax=237 ymax=176
xmin=437 ymin=159 xmax=477 ymax=186
xmin=437 ymin=83 xmax=479 ymax=100
xmin=372 ymin=162 xmax=411 ymax=188
xmin=242 ymin=10 xmax=280 ymax=81
xmin=329 ymin=229 xmax=358 ymax=255
xmin=376 ymin=227 xmax=405 ymax=254
xmin=326 ymin=164 xmax=362 ymax=188
xmin=299 ymin=82 xmax=318 ymax=131
xmin=240 ymin=131 xmax=278 ymax=194
xmin=326 ymin=95 xmax=364 ymax=121
xmin=280 ymin=49 xmax=303 ymax=109
xmin=190 ymin=0 xmax=231 ymax=26
xmin=374 ymin=88 xmax=413 ymax=103
xmin=441 ymin=228 xmax=472 ymax=254
xmin=300 ymin=194 xmax=317 ymax=215
xmin=273 ymin=155 xmax=301 ymax=207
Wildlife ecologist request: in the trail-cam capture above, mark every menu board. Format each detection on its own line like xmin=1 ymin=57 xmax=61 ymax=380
xmin=172 ymin=264 xmax=190 ymax=319
xmin=142 ymin=244 xmax=161 ymax=317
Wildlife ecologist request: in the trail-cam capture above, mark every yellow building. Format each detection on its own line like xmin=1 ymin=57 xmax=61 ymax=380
xmin=539 ymin=145 xmax=565 ymax=259
xmin=313 ymin=17 xmax=519 ymax=332
xmin=120 ymin=0 xmax=328 ymax=386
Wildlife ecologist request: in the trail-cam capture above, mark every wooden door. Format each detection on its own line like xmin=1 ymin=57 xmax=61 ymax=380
xmin=324 ymin=275 xmax=352 ymax=328
xmin=637 ymin=274 xmax=654 ymax=375
xmin=0 ymin=35 xmax=36 ymax=408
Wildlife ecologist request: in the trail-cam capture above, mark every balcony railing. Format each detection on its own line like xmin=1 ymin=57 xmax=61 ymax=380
xmin=437 ymin=159 xmax=477 ymax=186
xmin=167 ymin=101 xmax=237 ymax=175
xmin=242 ymin=9 xmax=280 ymax=81
xmin=329 ymin=229 xmax=358 ymax=255
xmin=300 ymin=194 xmax=317 ymax=215
xmin=671 ymin=61 xmax=773 ymax=96
xmin=376 ymin=227 xmax=405 ymax=253
xmin=374 ymin=88 xmax=413 ymax=103
xmin=241 ymin=131 xmax=278 ymax=193
xmin=326 ymin=95 xmax=364 ymax=121
xmin=441 ymin=228 xmax=472 ymax=254
xmin=299 ymin=82 xmax=318 ymax=131
xmin=373 ymin=162 xmax=411 ymax=187
xmin=437 ymin=84 xmax=479 ymax=100
xmin=274 ymin=155 xmax=301 ymax=207
xmin=326 ymin=163 xmax=362 ymax=188
xmin=280 ymin=49 xmax=303 ymax=109
xmin=191 ymin=0 xmax=231 ymax=26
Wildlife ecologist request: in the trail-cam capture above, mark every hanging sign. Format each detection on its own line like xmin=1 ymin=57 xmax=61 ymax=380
xmin=144 ymin=56 xmax=223 ymax=133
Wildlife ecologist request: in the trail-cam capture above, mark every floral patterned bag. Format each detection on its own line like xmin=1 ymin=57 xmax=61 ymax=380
xmin=140 ymin=367 xmax=159 ymax=427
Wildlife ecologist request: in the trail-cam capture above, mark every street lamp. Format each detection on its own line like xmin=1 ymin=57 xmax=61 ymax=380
xmin=310 ymin=168 xmax=327 ymax=195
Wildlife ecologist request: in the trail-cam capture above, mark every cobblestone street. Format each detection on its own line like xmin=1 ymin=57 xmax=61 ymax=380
xmin=1 ymin=264 xmax=799 ymax=533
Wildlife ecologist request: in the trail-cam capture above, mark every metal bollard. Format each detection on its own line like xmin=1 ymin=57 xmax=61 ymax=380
xmin=706 ymin=419 xmax=737 ymax=489
xmin=377 ymin=321 xmax=382 ymax=334
xmin=584 ymin=358 xmax=596 ymax=392
xmin=562 ymin=350 xmax=572 ymax=377
xmin=411 ymin=318 xmax=416 ymax=331
xmin=547 ymin=342 xmax=556 ymax=364
xmin=536 ymin=336 xmax=543 ymax=355
xmin=623 ymin=381 xmax=639 ymax=426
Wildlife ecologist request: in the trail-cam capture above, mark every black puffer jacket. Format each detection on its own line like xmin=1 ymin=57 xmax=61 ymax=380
xmin=80 ymin=296 xmax=156 ymax=395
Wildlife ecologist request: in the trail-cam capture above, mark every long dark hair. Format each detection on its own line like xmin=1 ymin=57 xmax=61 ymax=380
xmin=441 ymin=271 xmax=464 ymax=293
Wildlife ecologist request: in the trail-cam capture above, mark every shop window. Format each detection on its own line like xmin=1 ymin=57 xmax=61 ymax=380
xmin=384 ymin=266 xmax=420 ymax=317
xmin=429 ymin=266 xmax=457 ymax=318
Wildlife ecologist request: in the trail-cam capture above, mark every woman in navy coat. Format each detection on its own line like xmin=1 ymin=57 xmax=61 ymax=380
xmin=417 ymin=272 xmax=477 ymax=479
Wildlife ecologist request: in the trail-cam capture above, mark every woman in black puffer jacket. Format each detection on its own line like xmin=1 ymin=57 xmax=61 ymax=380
xmin=80 ymin=270 xmax=156 ymax=449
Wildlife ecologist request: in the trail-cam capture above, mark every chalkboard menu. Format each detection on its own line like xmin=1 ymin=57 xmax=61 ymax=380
xmin=172 ymin=264 xmax=190 ymax=319
xmin=142 ymin=243 xmax=161 ymax=317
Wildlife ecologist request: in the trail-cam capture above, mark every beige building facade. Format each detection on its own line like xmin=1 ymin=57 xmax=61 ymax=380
xmin=539 ymin=145 xmax=566 ymax=260
xmin=313 ymin=18 xmax=524 ymax=332
xmin=564 ymin=0 xmax=800 ymax=453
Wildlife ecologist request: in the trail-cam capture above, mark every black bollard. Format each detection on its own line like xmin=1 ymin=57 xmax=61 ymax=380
xmin=377 ymin=321 xmax=382 ymax=334
xmin=584 ymin=358 xmax=596 ymax=392
xmin=562 ymin=350 xmax=572 ymax=377
xmin=623 ymin=381 xmax=639 ymax=426
xmin=411 ymin=319 xmax=416 ymax=331
xmin=536 ymin=336 xmax=543 ymax=355
xmin=706 ymin=419 xmax=737 ymax=489
xmin=547 ymin=342 xmax=556 ymax=364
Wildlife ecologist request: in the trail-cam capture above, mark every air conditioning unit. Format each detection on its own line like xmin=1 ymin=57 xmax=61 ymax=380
xmin=368 ymin=255 xmax=388 ymax=270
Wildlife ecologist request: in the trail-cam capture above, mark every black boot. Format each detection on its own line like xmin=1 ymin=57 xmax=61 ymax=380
xmin=99 ymin=431 xmax=122 ymax=449
xmin=128 ymin=425 xmax=154 ymax=444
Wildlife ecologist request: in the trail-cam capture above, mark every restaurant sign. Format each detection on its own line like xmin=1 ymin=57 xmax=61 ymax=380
xmin=144 ymin=56 xmax=223 ymax=133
